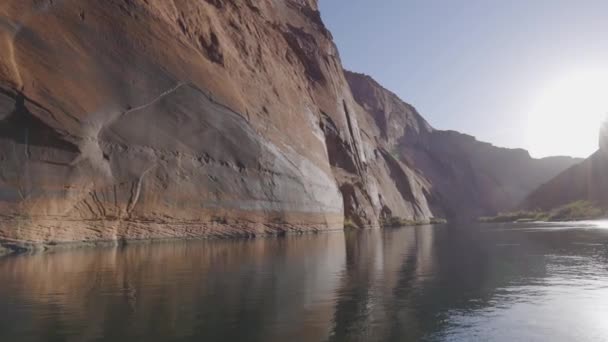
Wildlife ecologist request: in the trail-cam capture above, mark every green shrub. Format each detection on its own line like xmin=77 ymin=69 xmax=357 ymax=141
xmin=479 ymin=201 xmax=605 ymax=223
xmin=546 ymin=201 xmax=604 ymax=221
xmin=479 ymin=210 xmax=544 ymax=223
xmin=430 ymin=217 xmax=448 ymax=224
xmin=380 ymin=216 xmax=441 ymax=227
xmin=344 ymin=218 xmax=358 ymax=229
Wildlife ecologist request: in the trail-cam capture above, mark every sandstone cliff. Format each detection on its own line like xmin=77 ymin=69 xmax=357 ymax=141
xmin=345 ymin=71 xmax=582 ymax=220
xmin=0 ymin=0 xmax=580 ymax=252
xmin=0 ymin=0 xmax=438 ymax=250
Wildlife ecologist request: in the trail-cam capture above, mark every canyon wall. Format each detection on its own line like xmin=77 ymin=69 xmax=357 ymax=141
xmin=0 ymin=0 xmax=437 ymax=250
xmin=345 ymin=71 xmax=581 ymax=220
xmin=0 ymin=0 xmax=579 ymax=251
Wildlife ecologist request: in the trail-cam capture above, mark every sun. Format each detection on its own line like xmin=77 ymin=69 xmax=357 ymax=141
xmin=525 ymin=68 xmax=608 ymax=158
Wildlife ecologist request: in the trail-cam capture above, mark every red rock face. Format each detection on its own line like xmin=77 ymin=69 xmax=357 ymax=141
xmin=0 ymin=0 xmax=581 ymax=252
xmin=0 ymin=0 xmax=436 ymax=250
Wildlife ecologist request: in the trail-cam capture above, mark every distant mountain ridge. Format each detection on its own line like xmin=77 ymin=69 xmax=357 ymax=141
xmin=523 ymin=121 xmax=608 ymax=211
xmin=345 ymin=71 xmax=581 ymax=220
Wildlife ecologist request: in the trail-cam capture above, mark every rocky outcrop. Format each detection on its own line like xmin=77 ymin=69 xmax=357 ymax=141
xmin=345 ymin=71 xmax=582 ymax=220
xmin=0 ymin=0 xmax=582 ymax=251
xmin=0 ymin=0 xmax=347 ymax=247
xmin=0 ymin=0 xmax=439 ymax=250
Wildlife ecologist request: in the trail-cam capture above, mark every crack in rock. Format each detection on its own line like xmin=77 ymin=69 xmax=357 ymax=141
xmin=126 ymin=164 xmax=156 ymax=215
xmin=118 ymin=82 xmax=186 ymax=120
xmin=71 ymin=82 xmax=186 ymax=179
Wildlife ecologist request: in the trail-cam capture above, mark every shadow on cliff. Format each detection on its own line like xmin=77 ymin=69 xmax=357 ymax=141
xmin=0 ymin=88 xmax=78 ymax=153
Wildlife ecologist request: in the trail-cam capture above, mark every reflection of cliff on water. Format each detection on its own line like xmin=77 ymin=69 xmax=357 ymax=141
xmin=0 ymin=233 xmax=346 ymax=342
xmin=327 ymin=224 xmax=559 ymax=341
xmin=2 ymin=224 xmax=599 ymax=341
xmin=327 ymin=226 xmax=438 ymax=342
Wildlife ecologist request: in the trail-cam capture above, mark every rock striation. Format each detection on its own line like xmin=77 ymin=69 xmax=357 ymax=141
xmin=0 ymin=0 xmax=580 ymax=252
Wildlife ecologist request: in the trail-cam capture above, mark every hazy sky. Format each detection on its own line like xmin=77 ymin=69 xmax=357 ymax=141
xmin=320 ymin=0 xmax=608 ymax=158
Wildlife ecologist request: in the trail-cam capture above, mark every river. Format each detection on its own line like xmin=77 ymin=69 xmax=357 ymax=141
xmin=1 ymin=222 xmax=608 ymax=341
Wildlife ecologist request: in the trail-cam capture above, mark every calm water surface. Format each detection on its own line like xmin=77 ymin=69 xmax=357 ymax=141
xmin=2 ymin=222 xmax=608 ymax=341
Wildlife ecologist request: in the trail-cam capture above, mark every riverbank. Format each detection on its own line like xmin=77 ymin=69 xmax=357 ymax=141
xmin=0 ymin=215 xmax=348 ymax=257
xmin=344 ymin=217 xmax=447 ymax=229
xmin=479 ymin=201 xmax=606 ymax=223
xmin=0 ymin=215 xmax=449 ymax=257
xmin=0 ymin=227 xmax=347 ymax=258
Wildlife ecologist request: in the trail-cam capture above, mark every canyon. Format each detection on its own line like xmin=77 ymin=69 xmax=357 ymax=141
xmin=0 ymin=0 xmax=580 ymax=253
